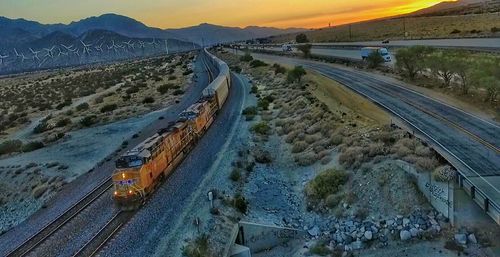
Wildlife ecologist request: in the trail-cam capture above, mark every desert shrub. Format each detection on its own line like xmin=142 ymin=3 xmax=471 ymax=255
xmin=305 ymin=169 xmax=348 ymax=200
xmin=250 ymin=59 xmax=268 ymax=68
xmin=182 ymin=234 xmax=214 ymax=257
xmin=0 ymin=140 xmax=23 ymax=155
xmin=325 ymin=194 xmax=343 ymax=208
xmin=55 ymin=99 xmax=72 ymax=110
xmin=242 ymin=106 xmax=258 ymax=119
xmin=415 ymin=145 xmax=431 ymax=157
xmin=231 ymin=65 xmax=242 ymax=73
xmin=240 ymin=53 xmax=253 ymax=62
xmin=55 ymin=118 xmax=72 ymax=128
xmin=157 ymin=84 xmax=173 ymax=94
xmin=416 ymin=157 xmax=439 ymax=171
xmin=338 ymin=147 xmax=364 ymax=168
xmin=492 ymin=27 xmax=500 ymax=33
xmin=305 ymin=134 xmax=321 ymax=144
xmin=272 ymin=63 xmax=287 ymax=75
xmin=168 ymin=75 xmax=177 ymax=80
xmin=76 ymin=102 xmax=89 ymax=111
xmin=32 ymin=185 xmax=48 ymax=199
xmin=432 ymin=165 xmax=456 ymax=182
xmin=250 ymin=85 xmax=258 ymax=94
xmin=22 ymin=141 xmax=44 ymax=152
xmin=80 ymin=115 xmax=97 ymax=127
xmin=355 ymin=207 xmax=370 ymax=220
xmin=142 ymin=97 xmax=155 ymax=104
xmin=297 ymin=44 xmax=312 ymax=58
xmin=309 ymin=242 xmax=330 ymax=256
xmin=367 ymin=51 xmax=385 ymax=68
xmin=251 ymin=122 xmax=271 ymax=135
xmin=125 ymin=86 xmax=140 ymax=95
xmin=233 ymin=194 xmax=248 ymax=214
xmin=230 ymin=169 xmax=241 ymax=182
xmin=287 ymin=66 xmax=307 ymax=83
xmin=257 ymin=98 xmax=270 ymax=110
xmin=396 ymin=46 xmax=434 ymax=80
xmin=367 ymin=142 xmax=385 ymax=157
xmin=252 ymin=148 xmax=272 ymax=163
xmin=173 ymin=89 xmax=184 ymax=95
xmin=330 ymin=134 xmax=343 ymax=145
xmin=450 ymin=29 xmax=461 ymax=34
xmin=292 ymin=141 xmax=308 ymax=153
xmin=100 ymin=104 xmax=117 ymax=113
xmin=296 ymin=33 xmax=309 ymax=43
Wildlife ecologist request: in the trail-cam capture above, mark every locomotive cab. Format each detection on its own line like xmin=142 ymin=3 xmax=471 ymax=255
xmin=113 ymin=155 xmax=144 ymax=209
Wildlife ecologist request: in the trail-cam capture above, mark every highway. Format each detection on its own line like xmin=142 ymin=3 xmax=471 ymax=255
xmin=312 ymin=38 xmax=500 ymax=51
xmin=240 ymin=51 xmax=500 ymax=220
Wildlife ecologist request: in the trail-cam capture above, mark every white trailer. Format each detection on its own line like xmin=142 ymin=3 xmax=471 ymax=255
xmin=361 ymin=47 xmax=391 ymax=62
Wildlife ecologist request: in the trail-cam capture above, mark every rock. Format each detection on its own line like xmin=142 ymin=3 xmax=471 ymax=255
xmin=371 ymin=226 xmax=379 ymax=234
xmin=403 ymin=218 xmax=410 ymax=226
xmin=400 ymin=230 xmax=411 ymax=241
xmin=379 ymin=234 xmax=388 ymax=243
xmin=364 ymin=231 xmax=373 ymax=240
xmin=396 ymin=215 xmax=403 ymax=219
xmin=351 ymin=240 xmax=364 ymax=250
xmin=454 ymin=234 xmax=467 ymax=245
xmin=410 ymin=228 xmax=419 ymax=237
xmin=387 ymin=219 xmax=395 ymax=226
xmin=342 ymin=233 xmax=353 ymax=244
xmin=308 ymin=226 xmax=320 ymax=237
xmin=468 ymin=233 xmax=478 ymax=244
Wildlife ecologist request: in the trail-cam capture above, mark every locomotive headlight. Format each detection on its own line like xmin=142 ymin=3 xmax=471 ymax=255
xmin=122 ymin=173 xmax=125 ymax=179
xmin=128 ymin=190 xmax=133 ymax=195
xmin=114 ymin=191 xmax=118 ymax=196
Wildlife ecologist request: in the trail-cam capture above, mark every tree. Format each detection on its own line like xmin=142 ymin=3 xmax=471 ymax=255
xmin=367 ymin=51 xmax=384 ymax=68
xmin=296 ymin=33 xmax=309 ymax=43
xmin=470 ymin=60 xmax=500 ymax=102
xmin=240 ymin=53 xmax=253 ymax=62
xmin=297 ymin=44 xmax=312 ymax=58
xmin=426 ymin=52 xmax=454 ymax=88
xmin=396 ymin=46 xmax=434 ymax=80
xmin=287 ymin=66 xmax=307 ymax=83
xmin=449 ymin=54 xmax=473 ymax=95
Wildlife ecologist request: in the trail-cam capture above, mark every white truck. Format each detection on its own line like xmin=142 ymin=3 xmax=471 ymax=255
xmin=282 ymin=44 xmax=293 ymax=52
xmin=361 ymin=47 xmax=391 ymax=62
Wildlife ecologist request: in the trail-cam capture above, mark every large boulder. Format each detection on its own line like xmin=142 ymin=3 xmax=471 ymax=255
xmin=400 ymin=230 xmax=411 ymax=241
xmin=454 ymin=234 xmax=467 ymax=245
xmin=364 ymin=230 xmax=373 ymax=240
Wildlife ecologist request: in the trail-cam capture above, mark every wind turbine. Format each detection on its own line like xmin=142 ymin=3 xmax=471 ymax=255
xmin=165 ymin=39 xmax=169 ymax=54
xmin=43 ymin=46 xmax=56 ymax=58
xmin=123 ymin=40 xmax=135 ymax=49
xmin=138 ymin=41 xmax=146 ymax=49
xmin=80 ymin=40 xmax=92 ymax=55
xmin=95 ymin=42 xmax=104 ymax=52
xmin=29 ymin=48 xmax=41 ymax=61
xmin=0 ymin=54 xmax=8 ymax=65
xmin=61 ymin=44 xmax=75 ymax=51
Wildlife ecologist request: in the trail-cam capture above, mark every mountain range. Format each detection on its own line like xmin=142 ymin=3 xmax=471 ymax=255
xmin=0 ymin=13 xmax=304 ymax=49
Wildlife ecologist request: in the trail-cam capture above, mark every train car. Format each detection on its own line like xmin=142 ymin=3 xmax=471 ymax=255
xmin=112 ymin=50 xmax=231 ymax=210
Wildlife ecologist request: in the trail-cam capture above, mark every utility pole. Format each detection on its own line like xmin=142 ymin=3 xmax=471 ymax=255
xmin=403 ymin=18 xmax=407 ymax=38
xmin=165 ymin=39 xmax=169 ymax=54
xmin=349 ymin=24 xmax=352 ymax=40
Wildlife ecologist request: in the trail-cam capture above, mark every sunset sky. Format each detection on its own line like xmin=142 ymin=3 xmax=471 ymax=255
xmin=0 ymin=0 xmax=448 ymax=28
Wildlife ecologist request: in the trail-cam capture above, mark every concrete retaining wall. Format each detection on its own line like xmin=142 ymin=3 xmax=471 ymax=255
xmin=236 ymin=221 xmax=305 ymax=254
xmin=395 ymin=161 xmax=455 ymax=223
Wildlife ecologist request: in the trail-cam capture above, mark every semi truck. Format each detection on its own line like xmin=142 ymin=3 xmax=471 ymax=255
xmin=361 ymin=47 xmax=391 ymax=62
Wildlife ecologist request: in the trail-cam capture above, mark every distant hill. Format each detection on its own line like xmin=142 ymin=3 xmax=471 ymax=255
xmin=166 ymin=23 xmax=304 ymax=45
xmin=407 ymin=0 xmax=494 ymax=16
xmin=0 ymin=13 xmax=305 ymax=48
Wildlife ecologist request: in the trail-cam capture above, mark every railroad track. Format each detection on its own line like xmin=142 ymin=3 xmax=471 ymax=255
xmin=71 ymin=211 xmax=134 ymax=257
xmin=6 ymin=179 xmax=112 ymax=257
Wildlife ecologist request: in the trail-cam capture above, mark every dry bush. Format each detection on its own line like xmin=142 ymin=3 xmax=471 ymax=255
xmin=292 ymin=141 xmax=309 ymax=153
xmin=320 ymin=156 xmax=332 ymax=165
xmin=338 ymin=146 xmax=365 ymax=168
xmin=305 ymin=169 xmax=349 ymax=200
xmin=32 ymin=185 xmax=48 ymax=199
xmin=415 ymin=145 xmax=432 ymax=157
xmin=285 ymin=130 xmax=299 ymax=143
xmin=295 ymin=152 xmax=318 ymax=166
xmin=416 ymin=157 xmax=440 ymax=171
xmin=432 ymin=165 xmax=456 ymax=182
xmin=329 ymin=134 xmax=343 ymax=146
xmin=367 ymin=142 xmax=385 ymax=157
xmin=305 ymin=134 xmax=322 ymax=144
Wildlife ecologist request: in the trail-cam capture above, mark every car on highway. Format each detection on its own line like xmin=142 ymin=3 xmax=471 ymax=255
xmin=382 ymin=39 xmax=390 ymax=44
xmin=282 ymin=44 xmax=293 ymax=52
xmin=361 ymin=47 xmax=391 ymax=62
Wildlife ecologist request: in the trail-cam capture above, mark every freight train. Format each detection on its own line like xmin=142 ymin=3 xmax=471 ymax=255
xmin=111 ymin=49 xmax=231 ymax=210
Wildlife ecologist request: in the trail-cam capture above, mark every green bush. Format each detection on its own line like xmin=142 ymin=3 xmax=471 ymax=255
xmin=76 ymin=102 xmax=89 ymax=111
xmin=272 ymin=64 xmax=287 ymax=74
xmin=367 ymin=51 xmax=385 ymax=68
xmin=257 ymin=98 xmax=270 ymax=110
xmin=125 ymin=86 xmax=140 ymax=94
xmin=157 ymin=84 xmax=174 ymax=94
xmin=22 ymin=141 xmax=44 ymax=152
xmin=395 ymin=46 xmax=434 ymax=80
xmin=309 ymin=242 xmax=331 ymax=256
xmin=306 ymin=169 xmax=349 ymax=200
xmin=80 ymin=115 xmax=97 ymax=127
xmin=297 ymin=44 xmax=312 ymax=58
xmin=287 ymin=66 xmax=307 ymax=83
xmin=240 ymin=53 xmax=253 ymax=62
xmin=100 ymin=104 xmax=117 ymax=113
xmin=250 ymin=59 xmax=268 ymax=68
xmin=233 ymin=194 xmax=248 ymax=214
xmin=296 ymin=33 xmax=309 ymax=43
xmin=182 ymin=234 xmax=213 ymax=257
xmin=142 ymin=97 xmax=155 ymax=104
xmin=250 ymin=85 xmax=258 ymax=94
xmin=33 ymin=120 xmax=50 ymax=134
xmin=230 ymin=169 xmax=241 ymax=182
xmin=168 ymin=75 xmax=177 ymax=80
xmin=173 ymin=89 xmax=184 ymax=95
xmin=55 ymin=118 xmax=72 ymax=127
xmin=0 ymin=140 xmax=23 ymax=155
xmin=251 ymin=121 xmax=271 ymax=135
xmin=231 ymin=66 xmax=242 ymax=73
xmin=242 ymin=106 xmax=258 ymax=117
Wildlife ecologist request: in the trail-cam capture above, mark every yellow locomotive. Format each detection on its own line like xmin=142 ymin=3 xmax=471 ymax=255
xmin=112 ymin=50 xmax=231 ymax=210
